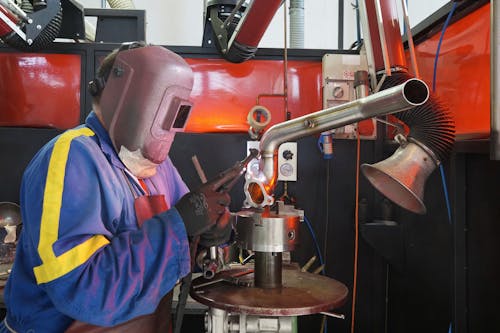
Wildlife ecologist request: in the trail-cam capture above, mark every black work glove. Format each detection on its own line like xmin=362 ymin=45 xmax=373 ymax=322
xmin=175 ymin=181 xmax=231 ymax=237
xmin=199 ymin=208 xmax=233 ymax=247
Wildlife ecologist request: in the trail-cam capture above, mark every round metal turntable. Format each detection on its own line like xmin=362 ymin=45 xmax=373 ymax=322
xmin=190 ymin=265 xmax=348 ymax=316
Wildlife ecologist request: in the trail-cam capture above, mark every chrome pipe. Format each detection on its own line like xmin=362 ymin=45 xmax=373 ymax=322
xmin=0 ymin=0 xmax=30 ymax=22
xmin=374 ymin=0 xmax=392 ymax=77
xmin=401 ymin=0 xmax=420 ymax=79
xmin=244 ymin=78 xmax=429 ymax=208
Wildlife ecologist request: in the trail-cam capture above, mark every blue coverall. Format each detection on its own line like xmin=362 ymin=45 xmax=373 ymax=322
xmin=0 ymin=112 xmax=191 ymax=332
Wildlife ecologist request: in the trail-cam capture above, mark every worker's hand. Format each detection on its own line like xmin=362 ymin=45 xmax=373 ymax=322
xmin=199 ymin=208 xmax=233 ymax=247
xmin=174 ymin=181 xmax=231 ymax=237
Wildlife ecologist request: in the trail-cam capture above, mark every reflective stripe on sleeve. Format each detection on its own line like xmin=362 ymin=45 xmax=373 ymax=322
xmin=33 ymin=127 xmax=110 ymax=284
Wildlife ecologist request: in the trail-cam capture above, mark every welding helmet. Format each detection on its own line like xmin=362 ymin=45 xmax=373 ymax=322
xmin=97 ymin=43 xmax=194 ymax=177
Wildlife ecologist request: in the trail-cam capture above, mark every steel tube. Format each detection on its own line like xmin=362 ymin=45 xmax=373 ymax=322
xmin=374 ymin=0 xmax=392 ymax=76
xmin=258 ymin=79 xmax=428 ymax=182
xmin=254 ymin=252 xmax=282 ymax=289
xmin=361 ymin=0 xmax=407 ymax=73
xmin=358 ymin=0 xmax=378 ymax=89
xmin=0 ymin=0 xmax=30 ymax=22
xmin=401 ymin=0 xmax=420 ymax=78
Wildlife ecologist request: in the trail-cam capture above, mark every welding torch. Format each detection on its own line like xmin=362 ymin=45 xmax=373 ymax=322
xmin=210 ymin=148 xmax=259 ymax=193
xmin=201 ymin=148 xmax=259 ymax=279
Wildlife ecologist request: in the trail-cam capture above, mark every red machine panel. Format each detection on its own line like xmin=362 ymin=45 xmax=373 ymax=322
xmin=409 ymin=4 xmax=490 ymax=139
xmin=185 ymin=58 xmax=322 ymax=133
xmin=0 ymin=53 xmax=81 ymax=129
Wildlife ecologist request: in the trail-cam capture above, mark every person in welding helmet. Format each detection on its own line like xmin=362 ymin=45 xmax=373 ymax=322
xmin=0 ymin=42 xmax=232 ymax=332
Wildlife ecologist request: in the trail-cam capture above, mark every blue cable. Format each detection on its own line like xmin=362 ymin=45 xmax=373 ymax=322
xmin=303 ymin=216 xmax=325 ymax=274
xmin=439 ymin=164 xmax=452 ymax=224
xmin=431 ymin=4 xmax=457 ymax=333
xmin=432 ymin=2 xmax=458 ymax=93
xmin=432 ymin=2 xmax=456 ymax=225
xmin=303 ymin=215 xmax=327 ymax=332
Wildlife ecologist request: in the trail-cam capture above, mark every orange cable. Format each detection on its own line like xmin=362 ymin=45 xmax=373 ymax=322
xmin=351 ymin=126 xmax=361 ymax=333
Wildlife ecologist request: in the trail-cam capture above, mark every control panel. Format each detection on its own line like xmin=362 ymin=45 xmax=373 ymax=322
xmin=277 ymin=142 xmax=297 ymax=181
xmin=246 ymin=141 xmax=298 ymax=182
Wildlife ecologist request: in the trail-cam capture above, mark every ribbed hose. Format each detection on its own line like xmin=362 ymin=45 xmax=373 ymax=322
xmin=107 ymin=0 xmax=135 ymax=9
xmin=289 ymin=0 xmax=304 ymax=48
xmin=380 ymin=71 xmax=455 ymax=162
xmin=224 ymin=40 xmax=258 ymax=63
xmin=1 ymin=0 xmax=61 ymax=51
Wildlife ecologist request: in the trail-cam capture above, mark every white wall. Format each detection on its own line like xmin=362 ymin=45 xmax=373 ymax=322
xmin=77 ymin=0 xmax=450 ymax=49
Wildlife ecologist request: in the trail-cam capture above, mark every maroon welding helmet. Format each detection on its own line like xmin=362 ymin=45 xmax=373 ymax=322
xmin=99 ymin=45 xmax=194 ymax=174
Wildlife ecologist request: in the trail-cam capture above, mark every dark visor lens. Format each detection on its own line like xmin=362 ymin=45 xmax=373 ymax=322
xmin=172 ymin=104 xmax=191 ymax=129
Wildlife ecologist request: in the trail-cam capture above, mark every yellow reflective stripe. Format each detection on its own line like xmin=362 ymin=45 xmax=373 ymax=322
xmin=34 ymin=127 xmax=110 ymax=284
xmin=34 ymin=235 xmax=110 ymax=284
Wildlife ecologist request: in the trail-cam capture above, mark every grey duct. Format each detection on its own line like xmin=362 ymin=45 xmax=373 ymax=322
xmin=491 ymin=0 xmax=500 ymax=160
xmin=289 ymin=0 xmax=304 ymax=48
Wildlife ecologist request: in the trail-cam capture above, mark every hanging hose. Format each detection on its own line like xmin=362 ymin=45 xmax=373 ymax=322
xmin=289 ymin=0 xmax=304 ymax=48
xmin=379 ymin=71 xmax=455 ymax=163
xmin=207 ymin=0 xmax=283 ymax=63
xmin=1 ymin=0 xmax=62 ymax=51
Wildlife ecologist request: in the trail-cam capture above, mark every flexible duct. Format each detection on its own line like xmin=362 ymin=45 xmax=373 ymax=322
xmin=289 ymin=0 xmax=304 ymax=48
xmin=360 ymin=0 xmax=455 ymax=161
xmin=222 ymin=0 xmax=283 ymax=63
xmin=380 ymin=71 xmax=455 ymax=163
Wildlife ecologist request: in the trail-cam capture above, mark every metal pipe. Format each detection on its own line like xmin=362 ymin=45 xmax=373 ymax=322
xmin=358 ymin=0 xmax=378 ymax=90
xmin=361 ymin=0 xmax=407 ymax=74
xmin=260 ymin=79 xmax=428 ymax=177
xmin=284 ymin=0 xmax=289 ymax=120
xmin=0 ymin=6 xmax=25 ymax=40
xmin=244 ymin=78 xmax=429 ymax=207
xmin=491 ymin=0 xmax=500 ymax=159
xmin=374 ymin=0 xmax=392 ymax=76
xmin=0 ymin=0 xmax=30 ymax=22
xmin=354 ymin=70 xmax=370 ymax=99
xmin=401 ymin=0 xmax=420 ymax=78
xmin=254 ymin=252 xmax=282 ymax=289
xmin=338 ymin=0 xmax=344 ymax=49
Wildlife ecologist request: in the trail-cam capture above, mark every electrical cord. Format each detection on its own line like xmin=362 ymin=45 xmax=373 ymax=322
xmin=440 ymin=164 xmax=452 ymax=224
xmin=303 ymin=215 xmax=327 ymax=333
xmin=303 ymin=216 xmax=325 ymax=274
xmin=431 ymin=4 xmax=457 ymax=333
xmin=350 ymin=127 xmax=361 ymax=333
xmin=432 ymin=2 xmax=457 ymax=226
xmin=323 ymin=158 xmax=331 ymax=270
xmin=432 ymin=2 xmax=459 ymax=93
